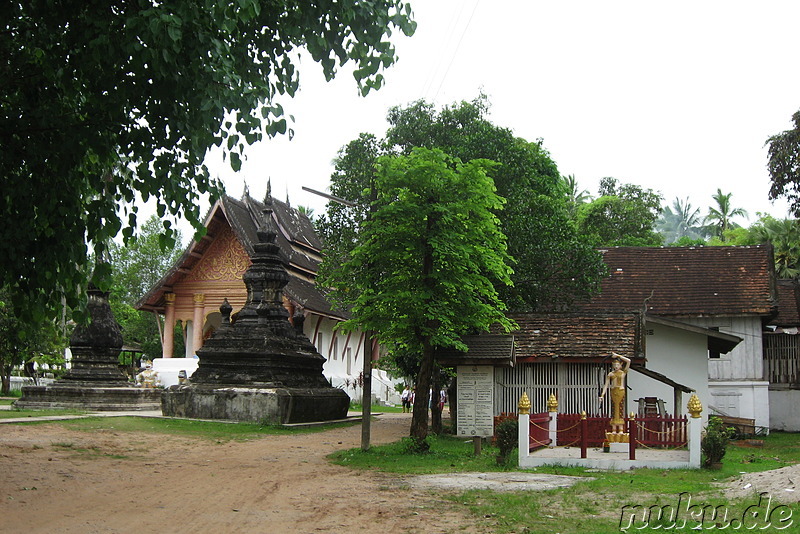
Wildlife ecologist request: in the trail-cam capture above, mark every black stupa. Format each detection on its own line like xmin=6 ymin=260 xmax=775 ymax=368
xmin=161 ymin=195 xmax=350 ymax=423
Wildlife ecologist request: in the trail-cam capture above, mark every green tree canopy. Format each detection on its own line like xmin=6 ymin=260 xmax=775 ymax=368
xmin=1 ymin=0 xmax=415 ymax=322
xmin=326 ymin=148 xmax=514 ymax=445
xmin=318 ymin=96 xmax=606 ymax=312
xmin=576 ymin=177 xmax=663 ymax=247
xmin=767 ymin=109 xmax=800 ymax=216
xmin=0 ymin=286 xmax=67 ymax=395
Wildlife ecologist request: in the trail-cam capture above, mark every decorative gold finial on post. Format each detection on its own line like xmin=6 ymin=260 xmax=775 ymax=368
xmin=580 ymin=410 xmax=587 ymax=420
xmin=547 ymin=393 xmax=558 ymax=413
xmin=518 ymin=392 xmax=531 ymax=415
xmin=687 ymin=393 xmax=703 ymax=418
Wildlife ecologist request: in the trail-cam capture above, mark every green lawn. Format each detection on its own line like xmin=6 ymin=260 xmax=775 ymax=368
xmin=330 ymin=432 xmax=800 ymax=533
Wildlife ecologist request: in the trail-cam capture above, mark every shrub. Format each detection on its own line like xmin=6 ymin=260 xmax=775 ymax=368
xmin=495 ymin=418 xmax=518 ymax=465
xmin=701 ymin=416 xmax=736 ymax=467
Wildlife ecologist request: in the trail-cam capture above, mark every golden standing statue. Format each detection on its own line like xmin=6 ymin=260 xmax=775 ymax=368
xmin=599 ymin=352 xmax=631 ymax=434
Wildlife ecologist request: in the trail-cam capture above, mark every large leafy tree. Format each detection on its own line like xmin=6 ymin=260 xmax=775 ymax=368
xmin=576 ymin=177 xmax=663 ymax=247
xmin=326 ymin=148 xmax=515 ymax=446
xmin=705 ymin=188 xmax=748 ymax=240
xmin=1 ymin=0 xmax=415 ymax=322
xmin=318 ymin=96 xmax=606 ymax=313
xmin=0 ymin=287 xmax=67 ymax=395
xmin=767 ymin=109 xmax=800 ymax=216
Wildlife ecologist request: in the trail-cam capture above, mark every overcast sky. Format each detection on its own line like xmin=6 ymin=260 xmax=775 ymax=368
xmin=198 ymin=0 xmax=800 ymax=237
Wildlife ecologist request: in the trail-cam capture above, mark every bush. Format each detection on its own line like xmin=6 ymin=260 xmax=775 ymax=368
xmin=495 ymin=419 xmax=518 ymax=465
xmin=701 ymin=416 xmax=736 ymax=467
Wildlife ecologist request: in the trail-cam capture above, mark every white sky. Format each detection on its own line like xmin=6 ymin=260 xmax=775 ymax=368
xmin=196 ymin=0 xmax=800 ymax=238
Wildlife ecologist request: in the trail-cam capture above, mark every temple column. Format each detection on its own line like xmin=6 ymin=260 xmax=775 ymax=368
xmin=192 ymin=293 xmax=206 ymax=355
xmin=163 ymin=293 xmax=176 ymax=358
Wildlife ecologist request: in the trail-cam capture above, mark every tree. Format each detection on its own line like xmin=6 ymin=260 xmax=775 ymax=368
xmin=705 ymin=189 xmax=748 ymax=240
xmin=326 ymin=148 xmax=515 ymax=447
xmin=577 ymin=177 xmax=663 ymax=246
xmin=657 ymin=197 xmax=707 ymax=244
xmin=0 ymin=286 xmax=67 ymax=395
xmin=108 ymin=216 xmax=184 ymax=305
xmin=107 ymin=215 xmax=186 ymax=362
xmin=766 ymin=109 xmax=800 ymax=216
xmin=1 ymin=1 xmax=415 ymax=323
xmin=561 ymin=174 xmax=593 ymax=217
xmin=750 ymin=216 xmax=800 ymax=279
xmin=318 ymin=96 xmax=606 ymax=313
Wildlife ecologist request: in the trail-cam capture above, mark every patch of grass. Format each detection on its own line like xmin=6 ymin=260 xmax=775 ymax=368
xmin=349 ymin=402 xmax=404 ymax=413
xmin=330 ymin=434 xmax=515 ymax=474
xmin=56 ymin=416 xmax=359 ymax=442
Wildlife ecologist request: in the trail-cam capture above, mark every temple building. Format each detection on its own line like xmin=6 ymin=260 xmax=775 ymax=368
xmin=137 ymin=188 xmax=396 ymax=403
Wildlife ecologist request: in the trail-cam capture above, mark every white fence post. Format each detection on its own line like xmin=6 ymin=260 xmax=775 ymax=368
xmin=687 ymin=394 xmax=703 ymax=468
xmin=549 ymin=411 xmax=558 ymax=448
xmin=518 ymin=412 xmax=530 ymax=463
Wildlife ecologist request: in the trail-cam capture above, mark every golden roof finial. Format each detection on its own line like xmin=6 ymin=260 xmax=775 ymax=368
xmin=687 ymin=393 xmax=703 ymax=418
xmin=518 ymin=392 xmax=531 ymax=415
xmin=547 ymin=393 xmax=558 ymax=413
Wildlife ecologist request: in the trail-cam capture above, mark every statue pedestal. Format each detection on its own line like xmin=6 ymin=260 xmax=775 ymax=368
xmin=605 ymin=431 xmax=630 ymax=453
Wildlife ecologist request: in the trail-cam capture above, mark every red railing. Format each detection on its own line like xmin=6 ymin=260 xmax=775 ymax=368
xmin=634 ymin=415 xmax=688 ymax=448
xmin=557 ymin=414 xmax=609 ymax=447
xmin=529 ymin=412 xmax=551 ymax=451
xmin=555 ymin=413 xmax=687 ymax=449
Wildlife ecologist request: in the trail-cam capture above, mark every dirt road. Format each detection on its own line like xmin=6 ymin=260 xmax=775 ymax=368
xmin=0 ymin=413 xmax=485 ymax=534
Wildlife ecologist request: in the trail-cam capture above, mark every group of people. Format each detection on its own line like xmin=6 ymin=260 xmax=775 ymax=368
xmin=400 ymin=385 xmax=446 ymax=413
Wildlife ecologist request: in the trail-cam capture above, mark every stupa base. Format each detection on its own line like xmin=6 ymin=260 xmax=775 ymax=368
xmin=161 ymin=384 xmax=350 ymax=424
xmin=15 ymin=384 xmax=162 ymax=411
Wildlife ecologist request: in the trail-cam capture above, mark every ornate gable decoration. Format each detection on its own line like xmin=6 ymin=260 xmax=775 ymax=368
xmin=185 ymin=225 xmax=251 ymax=282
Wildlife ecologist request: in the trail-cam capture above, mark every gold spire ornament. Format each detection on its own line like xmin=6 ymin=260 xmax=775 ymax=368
xmin=547 ymin=393 xmax=558 ymax=413
xmin=687 ymin=394 xmax=703 ymax=418
xmin=518 ymin=392 xmax=531 ymax=415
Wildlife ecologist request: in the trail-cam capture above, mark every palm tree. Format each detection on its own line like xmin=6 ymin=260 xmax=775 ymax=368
xmin=658 ymin=197 xmax=705 ymax=244
xmin=705 ymin=189 xmax=748 ymax=240
xmin=561 ymin=174 xmax=592 ymax=216
xmin=752 ymin=217 xmax=800 ymax=278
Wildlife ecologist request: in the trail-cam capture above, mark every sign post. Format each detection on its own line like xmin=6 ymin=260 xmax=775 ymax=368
xmin=456 ymin=365 xmax=494 ymax=455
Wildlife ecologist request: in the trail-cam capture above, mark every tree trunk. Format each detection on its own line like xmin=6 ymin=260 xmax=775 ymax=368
xmin=410 ymin=339 xmax=434 ymax=448
xmin=430 ymin=365 xmax=442 ymax=434
xmin=1 ymin=363 xmax=10 ymax=396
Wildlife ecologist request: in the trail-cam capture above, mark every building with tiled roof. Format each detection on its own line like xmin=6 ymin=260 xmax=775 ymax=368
xmin=440 ymin=245 xmax=778 ymax=429
xmin=137 ymin=188 xmax=397 ymax=403
xmin=583 ymin=246 xmax=776 ymax=430
xmin=764 ymin=279 xmax=800 ymax=431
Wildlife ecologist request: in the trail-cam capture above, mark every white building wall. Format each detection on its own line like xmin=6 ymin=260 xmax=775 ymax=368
xmin=302 ymin=314 xmax=401 ymax=405
xmin=679 ymin=316 xmax=769 ymax=430
xmin=769 ymin=389 xmax=800 ymax=431
xmin=627 ymin=323 xmax=710 ymax=421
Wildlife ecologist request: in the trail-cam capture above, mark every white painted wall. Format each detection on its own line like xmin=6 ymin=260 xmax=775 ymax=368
xmin=685 ymin=316 xmax=764 ymax=381
xmin=302 ymin=315 xmax=401 ymax=405
xmin=627 ymin=323 xmax=710 ymax=421
xmin=679 ymin=315 xmax=770 ymax=430
xmin=769 ymin=388 xmax=800 ymax=431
